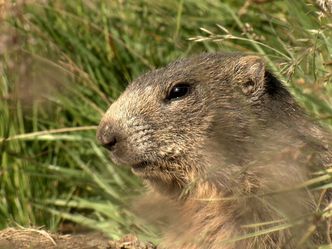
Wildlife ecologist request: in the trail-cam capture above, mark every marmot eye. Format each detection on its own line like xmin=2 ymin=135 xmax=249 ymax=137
xmin=166 ymin=83 xmax=191 ymax=101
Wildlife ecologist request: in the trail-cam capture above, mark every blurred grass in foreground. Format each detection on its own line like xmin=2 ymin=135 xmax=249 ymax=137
xmin=0 ymin=0 xmax=331 ymax=244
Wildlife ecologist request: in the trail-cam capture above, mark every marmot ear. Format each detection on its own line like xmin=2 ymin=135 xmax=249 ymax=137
xmin=234 ymin=55 xmax=266 ymax=97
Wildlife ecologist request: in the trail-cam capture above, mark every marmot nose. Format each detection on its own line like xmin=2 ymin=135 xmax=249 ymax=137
xmin=96 ymin=122 xmax=118 ymax=151
xmin=101 ymin=136 xmax=117 ymax=151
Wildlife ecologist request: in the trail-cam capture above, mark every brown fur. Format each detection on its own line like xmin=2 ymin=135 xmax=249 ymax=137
xmin=97 ymin=53 xmax=332 ymax=248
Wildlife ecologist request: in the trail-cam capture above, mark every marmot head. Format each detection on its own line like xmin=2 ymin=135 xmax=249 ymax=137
xmin=97 ymin=53 xmax=291 ymax=193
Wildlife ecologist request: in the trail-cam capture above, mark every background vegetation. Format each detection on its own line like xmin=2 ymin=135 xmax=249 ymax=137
xmin=0 ymin=0 xmax=331 ymax=245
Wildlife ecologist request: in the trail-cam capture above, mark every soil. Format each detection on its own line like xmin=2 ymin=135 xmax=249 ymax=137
xmin=0 ymin=228 xmax=157 ymax=249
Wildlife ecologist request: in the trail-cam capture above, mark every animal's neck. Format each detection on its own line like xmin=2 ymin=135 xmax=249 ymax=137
xmin=162 ymin=178 xmax=315 ymax=249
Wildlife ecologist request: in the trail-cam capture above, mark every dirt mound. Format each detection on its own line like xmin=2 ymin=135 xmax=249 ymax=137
xmin=0 ymin=228 xmax=156 ymax=249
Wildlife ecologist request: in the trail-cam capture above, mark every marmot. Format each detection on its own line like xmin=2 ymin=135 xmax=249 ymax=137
xmin=97 ymin=53 xmax=332 ymax=249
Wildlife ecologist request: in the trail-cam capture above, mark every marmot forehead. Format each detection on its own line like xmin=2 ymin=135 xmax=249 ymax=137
xmin=127 ymin=52 xmax=244 ymax=90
